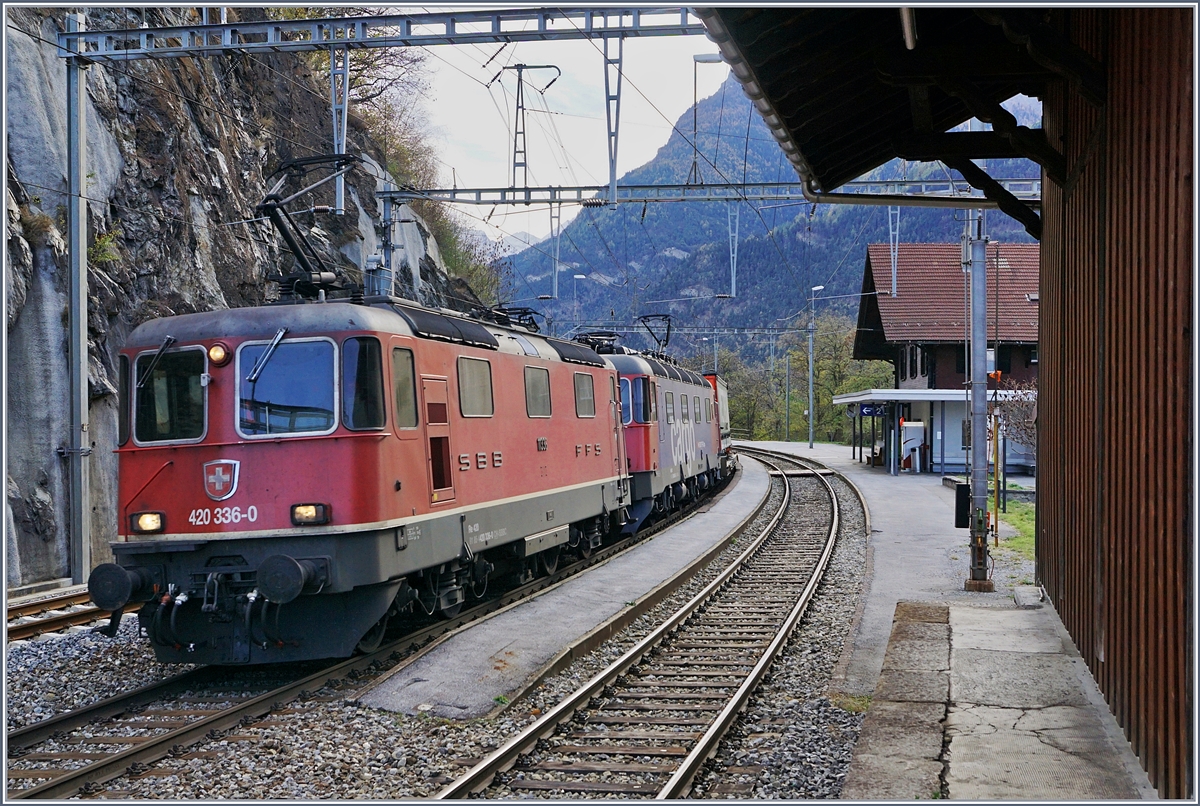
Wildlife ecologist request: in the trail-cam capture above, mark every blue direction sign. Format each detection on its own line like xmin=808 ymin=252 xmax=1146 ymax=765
xmin=859 ymin=404 xmax=879 ymax=417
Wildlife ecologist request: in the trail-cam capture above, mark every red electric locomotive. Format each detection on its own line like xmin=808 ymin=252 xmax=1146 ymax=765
xmin=89 ymin=299 xmax=631 ymax=664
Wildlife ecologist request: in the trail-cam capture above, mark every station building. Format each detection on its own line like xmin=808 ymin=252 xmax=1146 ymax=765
xmin=835 ymin=242 xmax=1039 ymax=475
xmin=700 ymin=7 xmax=1192 ymax=796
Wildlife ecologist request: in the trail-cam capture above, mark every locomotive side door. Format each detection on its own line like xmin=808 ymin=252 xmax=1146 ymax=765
xmin=421 ymin=377 xmax=456 ymax=503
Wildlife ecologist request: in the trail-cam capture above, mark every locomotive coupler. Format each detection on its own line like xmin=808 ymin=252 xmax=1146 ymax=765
xmin=201 ymin=572 xmax=224 ymax=613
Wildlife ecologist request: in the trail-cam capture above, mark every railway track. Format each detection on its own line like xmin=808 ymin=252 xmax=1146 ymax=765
xmin=434 ymin=450 xmax=841 ymax=799
xmin=5 ymin=469 xmax=739 ymax=799
xmin=6 ymin=591 xmax=113 ymax=642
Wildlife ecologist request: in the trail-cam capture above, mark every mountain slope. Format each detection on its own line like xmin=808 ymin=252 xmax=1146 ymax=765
xmin=508 ymin=73 xmax=1039 ymax=347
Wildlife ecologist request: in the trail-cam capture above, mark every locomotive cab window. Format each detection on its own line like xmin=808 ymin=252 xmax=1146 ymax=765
xmin=392 ymin=348 xmax=418 ymax=428
xmin=342 ymin=337 xmax=385 ymax=430
xmin=458 ymin=357 xmax=494 ymax=417
xmin=525 ymin=366 xmax=552 ymax=418
xmin=634 ymin=377 xmax=651 ymax=423
xmin=649 ymin=380 xmax=658 ymax=421
xmin=574 ymin=372 xmax=595 ymax=418
xmin=665 ymin=391 xmax=675 ymax=423
xmin=134 ymin=346 xmax=207 ymax=443
xmin=118 ymin=354 xmax=130 ymax=446
xmin=619 ymin=378 xmax=633 ymax=425
xmin=238 ymin=338 xmax=335 ymax=437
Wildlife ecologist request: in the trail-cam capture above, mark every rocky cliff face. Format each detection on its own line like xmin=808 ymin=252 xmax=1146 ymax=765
xmin=4 ymin=7 xmax=473 ymax=587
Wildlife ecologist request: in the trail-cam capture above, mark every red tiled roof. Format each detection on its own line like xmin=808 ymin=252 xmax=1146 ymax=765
xmin=865 ymin=242 xmax=1039 ymax=343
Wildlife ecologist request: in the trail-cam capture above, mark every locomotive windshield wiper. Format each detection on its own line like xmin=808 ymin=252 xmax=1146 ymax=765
xmin=136 ymin=335 xmax=177 ymax=388
xmin=246 ymin=328 xmax=289 ymax=383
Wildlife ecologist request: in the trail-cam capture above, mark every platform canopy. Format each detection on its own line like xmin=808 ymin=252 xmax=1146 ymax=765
xmin=833 ymin=388 xmax=1032 ymax=406
xmin=696 ymin=8 xmax=1085 ymax=237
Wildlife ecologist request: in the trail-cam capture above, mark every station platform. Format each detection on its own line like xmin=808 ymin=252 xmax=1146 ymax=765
xmin=359 ymin=458 xmax=770 ymax=718
xmin=744 ymin=440 xmax=1156 ymax=800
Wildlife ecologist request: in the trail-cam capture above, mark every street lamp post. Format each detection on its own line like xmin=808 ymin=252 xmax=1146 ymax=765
xmin=573 ymin=273 xmax=586 ymax=323
xmin=699 ymin=335 xmax=719 ymax=374
xmin=808 ymin=285 xmax=824 ymax=448
xmin=688 ymin=54 xmax=722 ymax=185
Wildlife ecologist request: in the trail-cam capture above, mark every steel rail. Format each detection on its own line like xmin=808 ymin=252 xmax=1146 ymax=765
xmin=7 ymin=591 xmax=91 ymax=620
xmin=6 ymin=669 xmax=215 ymax=751
xmin=6 ymin=473 xmax=735 ymax=799
xmin=434 ymin=456 xmax=794 ymax=798
xmin=656 ymin=450 xmax=839 ymax=798
xmin=7 ymin=606 xmax=113 ymax=642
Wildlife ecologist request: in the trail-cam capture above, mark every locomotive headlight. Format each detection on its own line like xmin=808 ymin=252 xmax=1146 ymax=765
xmin=130 ymin=511 xmax=165 ymax=534
xmin=291 ymin=503 xmax=331 ymax=525
xmin=207 ymin=343 xmax=230 ymax=365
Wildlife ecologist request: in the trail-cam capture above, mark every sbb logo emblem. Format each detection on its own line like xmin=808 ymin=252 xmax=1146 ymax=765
xmin=203 ymin=460 xmax=241 ymax=501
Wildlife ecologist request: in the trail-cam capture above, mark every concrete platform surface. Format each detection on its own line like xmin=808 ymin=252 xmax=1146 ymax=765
xmin=741 ymin=441 xmax=1156 ymax=800
xmin=360 ymin=459 xmax=769 ymax=719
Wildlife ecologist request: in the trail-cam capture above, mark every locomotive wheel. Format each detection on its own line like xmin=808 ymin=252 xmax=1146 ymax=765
xmin=356 ymin=613 xmax=390 ymax=654
xmin=577 ymin=538 xmax=593 ymax=559
xmin=438 ymin=600 xmax=463 ymax=620
xmin=539 ymin=545 xmax=561 ymax=575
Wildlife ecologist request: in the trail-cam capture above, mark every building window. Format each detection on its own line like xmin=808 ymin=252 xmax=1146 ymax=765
xmin=997 ymin=345 xmax=1013 ymax=374
xmin=1028 ymin=347 xmax=1039 ymax=366
xmin=899 ymin=347 xmax=908 ymax=381
xmin=525 ymin=366 xmax=552 ymax=418
xmin=574 ymin=372 xmax=595 ymax=418
xmin=458 ymin=356 xmax=494 ymax=417
xmin=909 ymin=345 xmax=918 ymax=377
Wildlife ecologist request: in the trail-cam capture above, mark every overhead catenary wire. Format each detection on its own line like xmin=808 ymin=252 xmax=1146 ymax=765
xmin=555 ymin=18 xmax=804 ymax=286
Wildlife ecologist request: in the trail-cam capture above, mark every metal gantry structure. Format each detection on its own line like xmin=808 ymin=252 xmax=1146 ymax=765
xmin=50 ymin=6 xmax=1038 ymax=585
xmin=51 ymin=6 xmax=705 ymax=584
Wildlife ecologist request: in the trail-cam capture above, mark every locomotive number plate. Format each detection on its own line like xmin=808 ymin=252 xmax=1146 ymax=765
xmin=188 ymin=505 xmax=259 ymax=526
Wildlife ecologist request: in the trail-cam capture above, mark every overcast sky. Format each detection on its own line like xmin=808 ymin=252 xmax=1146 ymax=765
xmin=411 ymin=12 xmax=731 ymax=245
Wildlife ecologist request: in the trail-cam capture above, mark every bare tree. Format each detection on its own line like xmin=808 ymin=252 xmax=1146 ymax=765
xmin=270 ymin=7 xmax=428 ymax=112
xmin=993 ymin=377 xmax=1037 ymax=457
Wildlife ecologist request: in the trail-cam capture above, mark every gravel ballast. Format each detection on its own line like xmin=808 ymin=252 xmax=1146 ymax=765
xmin=6 ymin=464 xmax=874 ymax=798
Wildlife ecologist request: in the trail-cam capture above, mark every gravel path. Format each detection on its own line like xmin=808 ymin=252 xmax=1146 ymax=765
xmin=6 ymin=467 xmax=872 ymax=799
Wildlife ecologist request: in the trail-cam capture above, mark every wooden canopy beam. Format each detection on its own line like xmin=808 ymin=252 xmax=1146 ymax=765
xmin=894 ymin=131 xmax=1030 ymax=160
xmin=943 ymin=156 xmax=1042 ymax=240
xmin=937 ymin=76 xmax=1066 ymax=185
xmin=975 ymin=10 xmax=1107 ymax=107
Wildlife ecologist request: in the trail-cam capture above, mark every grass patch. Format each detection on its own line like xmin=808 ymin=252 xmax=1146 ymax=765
xmin=830 ymin=692 xmax=872 ymax=713
xmin=994 ymin=498 xmax=1035 ymax=561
